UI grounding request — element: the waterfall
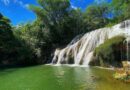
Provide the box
[52,20,130,66]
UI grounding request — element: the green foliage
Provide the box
[110,0,130,23]
[0,13,11,30]
[83,2,109,30]
[14,20,52,64]
[0,13,36,66]
[90,36,126,67]
[30,0,70,43]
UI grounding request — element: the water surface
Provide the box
[0,65,130,90]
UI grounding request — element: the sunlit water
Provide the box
[0,65,130,90]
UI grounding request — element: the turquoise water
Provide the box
[0,65,130,90]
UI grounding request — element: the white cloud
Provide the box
[1,0,29,9]
[14,0,29,9]
[25,4,29,8]
[71,5,78,9]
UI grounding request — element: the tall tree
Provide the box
[0,13,11,30]
[84,3,109,30]
[110,0,130,22]
[30,0,71,45]
[0,13,36,66]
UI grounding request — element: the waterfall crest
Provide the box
[52,20,130,66]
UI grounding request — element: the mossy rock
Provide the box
[89,35,126,67]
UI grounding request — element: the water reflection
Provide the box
[51,66,97,90]
[50,65,130,90]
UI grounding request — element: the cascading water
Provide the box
[52,20,130,66]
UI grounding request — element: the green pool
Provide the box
[0,65,130,90]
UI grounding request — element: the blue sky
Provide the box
[0,0,104,25]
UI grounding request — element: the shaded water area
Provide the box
[0,65,130,90]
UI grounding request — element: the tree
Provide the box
[83,3,109,30]
[0,13,11,30]
[0,13,37,66]
[110,0,130,22]
[0,13,17,65]
[30,0,71,45]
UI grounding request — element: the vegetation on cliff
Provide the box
[90,36,126,67]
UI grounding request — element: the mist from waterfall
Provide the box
[52,20,130,66]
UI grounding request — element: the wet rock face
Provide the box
[52,20,130,66]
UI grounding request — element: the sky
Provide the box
[0,0,103,26]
